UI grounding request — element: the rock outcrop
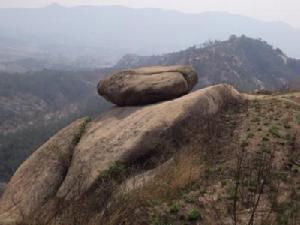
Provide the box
[0,83,243,225]
[0,118,89,225]
[97,65,198,106]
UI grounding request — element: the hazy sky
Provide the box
[1,0,300,28]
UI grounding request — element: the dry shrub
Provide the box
[140,148,202,201]
[99,146,204,225]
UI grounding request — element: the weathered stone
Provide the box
[0,84,243,225]
[0,118,90,225]
[97,65,198,106]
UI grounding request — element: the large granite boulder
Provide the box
[0,84,243,225]
[0,118,90,225]
[97,65,198,106]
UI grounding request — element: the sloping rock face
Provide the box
[97,65,198,106]
[0,84,243,225]
[0,118,89,225]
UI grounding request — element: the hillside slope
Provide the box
[102,91,300,225]
[0,84,243,225]
[1,82,300,225]
[116,36,300,91]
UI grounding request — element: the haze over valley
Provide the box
[1,4,300,72]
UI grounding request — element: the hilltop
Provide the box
[116,36,300,91]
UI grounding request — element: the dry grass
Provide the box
[98,104,243,225]
[100,95,300,225]
[98,146,204,225]
[9,93,300,225]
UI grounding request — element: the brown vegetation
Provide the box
[1,87,300,225]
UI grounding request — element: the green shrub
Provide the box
[269,126,281,138]
[152,217,170,225]
[226,182,236,200]
[169,202,179,214]
[285,133,294,145]
[262,136,269,142]
[291,165,300,173]
[187,208,201,221]
[296,114,300,124]
[241,140,249,148]
[101,161,127,180]
[247,132,255,139]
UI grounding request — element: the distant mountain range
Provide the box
[1,4,300,72]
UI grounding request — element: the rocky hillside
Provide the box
[116,36,300,91]
[0,70,111,182]
[1,65,299,225]
[1,36,300,183]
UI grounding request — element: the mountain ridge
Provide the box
[1,6,300,72]
[116,36,300,91]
